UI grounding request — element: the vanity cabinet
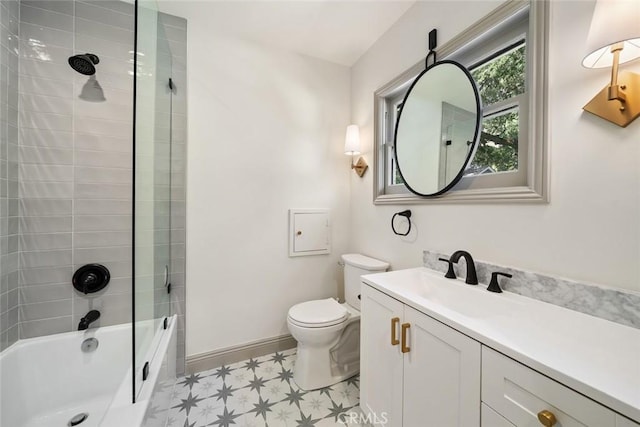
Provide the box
[360,284,481,426]
[361,278,640,427]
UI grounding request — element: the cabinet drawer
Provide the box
[617,415,640,427]
[482,403,515,427]
[482,346,616,427]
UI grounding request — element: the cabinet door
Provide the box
[360,284,404,427]
[482,403,515,427]
[403,306,481,427]
[482,346,616,427]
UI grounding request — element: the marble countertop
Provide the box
[361,267,640,422]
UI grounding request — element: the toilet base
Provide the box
[287,303,362,391]
[293,343,359,391]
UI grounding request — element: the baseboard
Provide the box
[186,334,297,374]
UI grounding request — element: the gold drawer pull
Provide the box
[391,317,400,346]
[401,323,410,353]
[537,410,557,427]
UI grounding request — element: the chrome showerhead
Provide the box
[68,53,100,75]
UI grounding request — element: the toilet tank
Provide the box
[342,254,389,311]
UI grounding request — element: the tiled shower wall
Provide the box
[3,0,187,370]
[18,0,136,338]
[0,0,20,351]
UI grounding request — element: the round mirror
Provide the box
[394,60,482,197]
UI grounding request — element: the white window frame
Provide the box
[373,0,549,204]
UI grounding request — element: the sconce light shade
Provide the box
[582,0,640,68]
[344,124,361,155]
[582,0,640,127]
[344,124,367,177]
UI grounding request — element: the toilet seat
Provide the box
[288,298,348,328]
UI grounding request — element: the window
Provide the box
[385,94,406,193]
[374,1,548,203]
[468,42,525,176]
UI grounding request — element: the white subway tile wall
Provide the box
[1,0,21,351]
[18,0,135,340]
[3,0,188,373]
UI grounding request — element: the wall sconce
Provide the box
[582,0,640,127]
[345,124,368,177]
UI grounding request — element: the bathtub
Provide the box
[0,315,176,427]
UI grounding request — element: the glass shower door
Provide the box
[133,0,173,400]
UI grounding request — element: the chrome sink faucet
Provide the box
[449,250,478,285]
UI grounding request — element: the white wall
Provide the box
[350,0,640,292]
[162,5,352,357]
[165,0,640,359]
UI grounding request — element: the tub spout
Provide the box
[78,310,101,331]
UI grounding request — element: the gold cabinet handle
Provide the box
[537,410,557,427]
[401,323,410,353]
[391,317,400,346]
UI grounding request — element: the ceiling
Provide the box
[157,1,416,66]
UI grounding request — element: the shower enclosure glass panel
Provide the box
[134,0,173,399]
[0,0,184,421]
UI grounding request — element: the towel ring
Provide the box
[392,210,412,236]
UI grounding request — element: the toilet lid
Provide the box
[288,298,348,327]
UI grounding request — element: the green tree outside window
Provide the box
[469,44,525,174]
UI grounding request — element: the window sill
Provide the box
[374,185,549,205]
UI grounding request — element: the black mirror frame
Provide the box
[393,59,483,197]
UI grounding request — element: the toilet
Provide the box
[287,253,389,390]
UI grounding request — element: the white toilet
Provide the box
[287,253,389,390]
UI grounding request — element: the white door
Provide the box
[289,210,329,255]
[360,284,404,427]
[402,305,481,427]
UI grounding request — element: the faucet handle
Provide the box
[487,271,512,293]
[438,258,457,279]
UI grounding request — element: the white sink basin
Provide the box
[366,267,521,320]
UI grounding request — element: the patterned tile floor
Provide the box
[166,348,362,427]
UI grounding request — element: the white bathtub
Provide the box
[0,316,176,427]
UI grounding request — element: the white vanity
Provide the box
[360,268,640,426]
